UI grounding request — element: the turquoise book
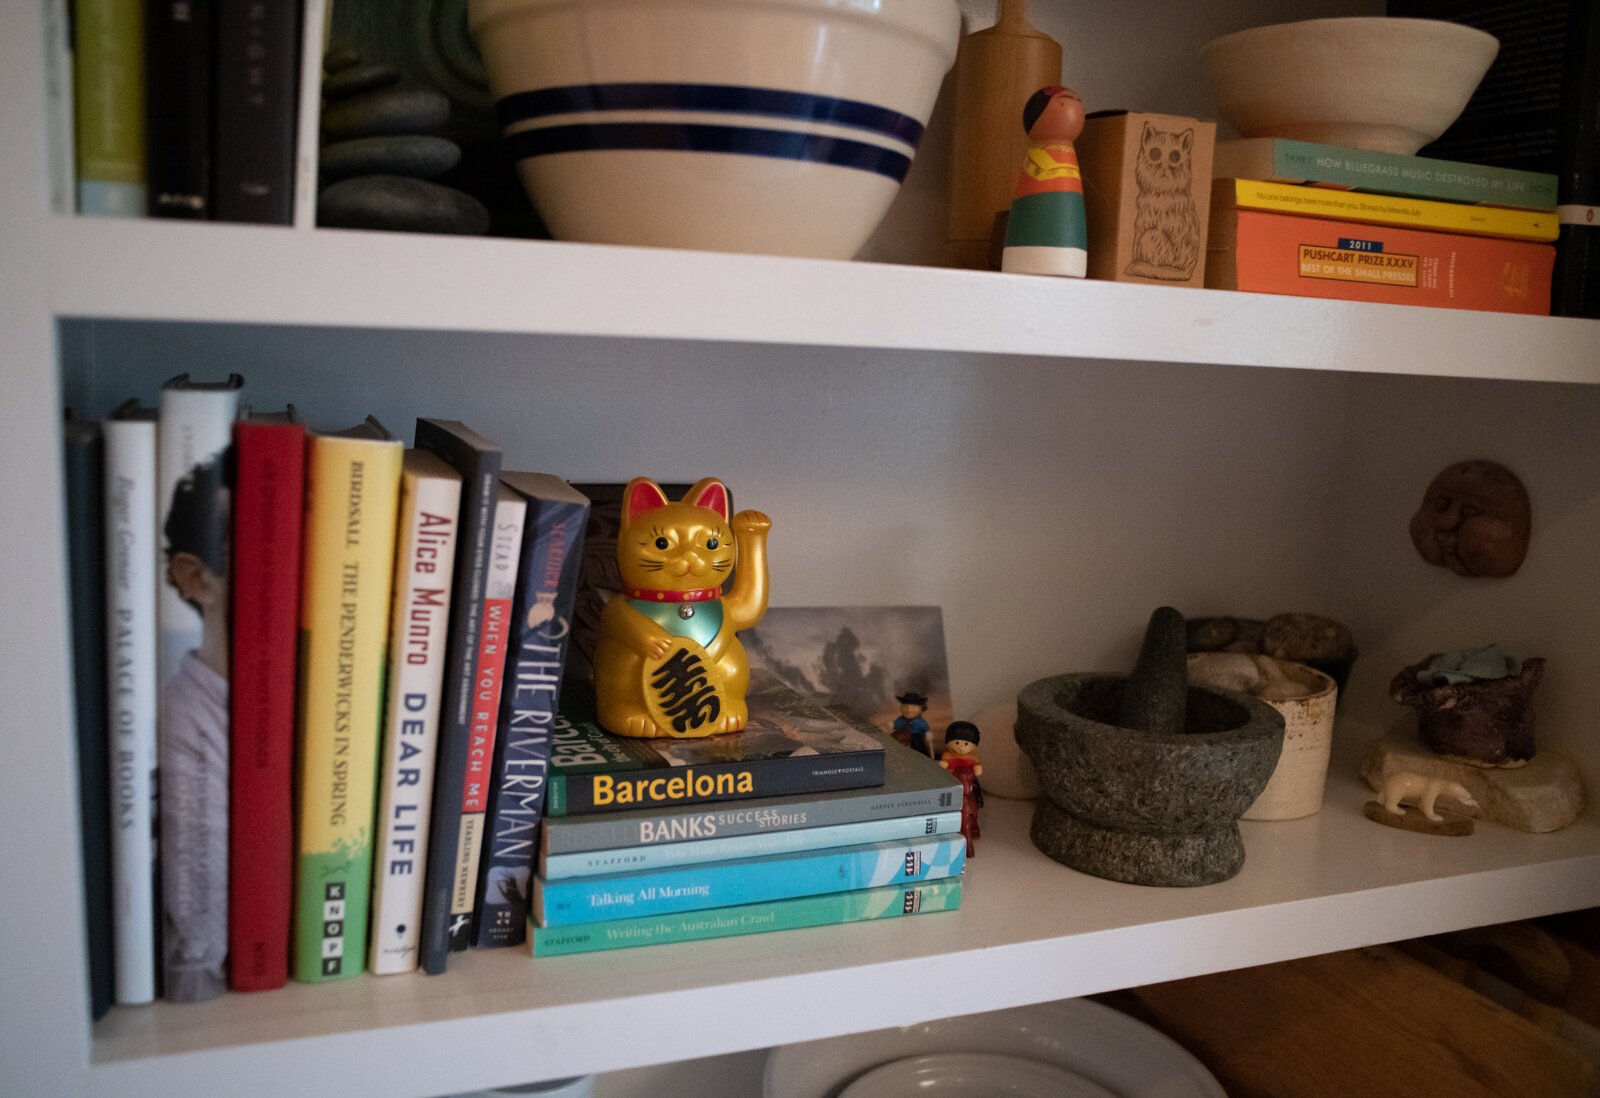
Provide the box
[532,833,965,927]
[541,809,961,879]
[532,878,963,956]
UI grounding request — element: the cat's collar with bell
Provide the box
[624,585,721,603]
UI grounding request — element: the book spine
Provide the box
[369,460,461,975]
[547,748,888,817]
[1252,138,1560,209]
[446,492,524,953]
[1219,178,1560,242]
[156,379,240,1003]
[532,878,963,957]
[543,810,962,880]
[413,420,501,976]
[65,418,113,1020]
[292,434,403,982]
[1208,209,1555,315]
[473,490,588,948]
[227,421,305,992]
[44,0,77,214]
[534,834,966,927]
[145,0,212,218]
[291,0,328,228]
[102,416,160,1004]
[72,0,146,215]
[542,773,961,856]
[212,0,300,223]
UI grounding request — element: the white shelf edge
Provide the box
[48,217,1600,385]
[84,765,1600,1098]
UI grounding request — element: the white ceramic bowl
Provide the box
[469,0,960,258]
[1199,17,1498,155]
[765,997,1226,1098]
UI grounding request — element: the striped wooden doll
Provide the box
[1001,86,1088,277]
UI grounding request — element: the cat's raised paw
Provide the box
[733,510,771,536]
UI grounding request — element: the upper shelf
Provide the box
[48,218,1600,384]
[85,756,1600,1098]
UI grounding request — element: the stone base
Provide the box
[1030,798,1245,887]
[1359,734,1586,833]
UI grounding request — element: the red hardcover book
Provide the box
[228,414,306,991]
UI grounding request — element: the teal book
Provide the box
[541,810,961,879]
[1213,137,1559,211]
[532,878,963,956]
[533,833,965,927]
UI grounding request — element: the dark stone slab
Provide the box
[317,176,490,235]
[1117,605,1188,736]
[324,48,361,74]
[321,83,450,142]
[320,136,461,183]
[323,64,401,101]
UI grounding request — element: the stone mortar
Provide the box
[1016,673,1284,887]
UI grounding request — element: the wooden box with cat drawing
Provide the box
[593,477,772,739]
[1075,110,1217,288]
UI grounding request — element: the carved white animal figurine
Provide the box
[1381,771,1479,822]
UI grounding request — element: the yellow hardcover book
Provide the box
[293,418,404,982]
[1215,178,1560,243]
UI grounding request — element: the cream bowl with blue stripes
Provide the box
[469,0,960,259]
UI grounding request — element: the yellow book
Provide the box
[1214,178,1560,243]
[293,418,404,982]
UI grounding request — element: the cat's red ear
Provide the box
[623,477,670,524]
[684,478,730,520]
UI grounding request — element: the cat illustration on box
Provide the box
[1126,124,1201,281]
[594,477,771,739]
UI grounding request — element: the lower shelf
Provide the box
[86,746,1600,1098]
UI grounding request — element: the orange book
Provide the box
[1207,209,1553,315]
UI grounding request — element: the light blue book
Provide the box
[540,810,961,880]
[532,879,964,956]
[532,833,966,927]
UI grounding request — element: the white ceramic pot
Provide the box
[1199,17,1498,156]
[469,0,961,258]
[1187,653,1338,821]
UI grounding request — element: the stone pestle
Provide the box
[1116,606,1188,736]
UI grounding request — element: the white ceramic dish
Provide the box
[764,998,1225,1098]
[1199,16,1498,155]
[469,0,960,259]
[839,1053,1118,1098]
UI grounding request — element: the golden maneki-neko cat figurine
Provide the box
[594,477,771,738]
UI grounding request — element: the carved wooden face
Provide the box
[1409,461,1531,578]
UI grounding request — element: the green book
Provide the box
[531,878,962,956]
[1213,137,1558,211]
[72,0,146,215]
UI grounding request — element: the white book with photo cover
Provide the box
[155,374,242,1003]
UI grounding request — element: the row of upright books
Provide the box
[64,380,967,1020]
[67,0,306,221]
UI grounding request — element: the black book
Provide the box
[414,420,502,974]
[213,0,300,223]
[471,474,588,949]
[64,414,114,1020]
[1553,5,1600,317]
[146,0,213,218]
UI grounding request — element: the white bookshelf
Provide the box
[5,0,1600,1095]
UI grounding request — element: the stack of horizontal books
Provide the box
[529,673,966,956]
[1206,137,1559,315]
